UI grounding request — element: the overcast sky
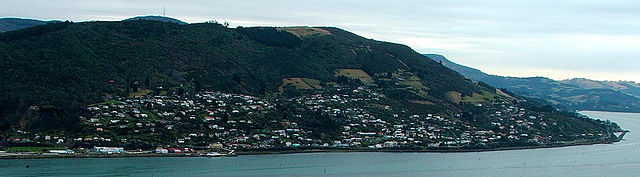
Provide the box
[2,0,639,82]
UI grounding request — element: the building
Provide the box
[49,149,75,154]
[94,146,124,154]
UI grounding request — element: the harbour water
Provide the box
[1,111,639,177]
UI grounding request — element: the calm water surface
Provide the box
[1,111,639,177]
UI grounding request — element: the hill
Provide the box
[0,16,186,34]
[426,54,640,112]
[123,16,187,25]
[0,18,59,33]
[0,20,620,150]
[0,21,487,130]
[561,78,640,98]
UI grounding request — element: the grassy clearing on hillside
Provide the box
[394,69,430,97]
[277,27,332,38]
[282,78,312,89]
[462,91,496,103]
[335,69,373,83]
[447,91,463,104]
[447,90,496,104]
[496,89,516,100]
[279,78,323,90]
[300,78,323,89]
[399,75,427,90]
[130,89,152,97]
[399,76,423,88]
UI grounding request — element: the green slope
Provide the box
[0,20,490,131]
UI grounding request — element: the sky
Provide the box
[2,0,639,82]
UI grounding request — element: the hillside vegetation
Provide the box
[0,19,624,151]
[0,20,487,133]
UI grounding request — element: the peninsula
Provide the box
[0,17,624,158]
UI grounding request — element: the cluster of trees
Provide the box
[236,27,302,48]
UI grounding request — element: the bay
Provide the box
[1,111,639,177]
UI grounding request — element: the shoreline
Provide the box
[235,140,614,155]
[579,110,640,114]
[0,140,616,159]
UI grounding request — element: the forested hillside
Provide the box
[0,20,488,132]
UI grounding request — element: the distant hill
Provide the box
[1,16,187,33]
[561,78,640,98]
[123,16,187,25]
[0,18,60,32]
[425,54,640,112]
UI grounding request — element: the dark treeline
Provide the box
[236,27,302,48]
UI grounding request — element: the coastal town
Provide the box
[1,78,622,158]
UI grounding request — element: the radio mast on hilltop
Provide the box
[163,5,166,17]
